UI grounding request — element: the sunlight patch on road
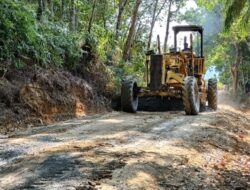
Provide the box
[98,119,124,124]
[100,183,119,190]
[4,137,30,144]
[127,171,157,189]
[0,168,30,189]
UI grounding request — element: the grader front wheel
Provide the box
[207,79,218,110]
[182,76,200,115]
[121,79,138,113]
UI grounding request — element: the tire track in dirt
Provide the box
[0,107,249,190]
[0,112,177,189]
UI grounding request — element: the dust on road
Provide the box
[0,94,249,190]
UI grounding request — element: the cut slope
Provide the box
[0,67,109,134]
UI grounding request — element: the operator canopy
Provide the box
[173,25,203,34]
[172,25,204,57]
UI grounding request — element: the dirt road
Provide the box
[0,94,249,190]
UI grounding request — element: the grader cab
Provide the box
[121,25,218,115]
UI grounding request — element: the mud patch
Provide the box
[91,160,126,181]
[76,158,127,190]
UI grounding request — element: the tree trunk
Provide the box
[231,66,238,95]
[75,7,78,31]
[241,60,245,92]
[88,0,97,33]
[115,0,129,40]
[37,0,43,20]
[42,0,46,11]
[231,42,241,95]
[70,0,76,31]
[61,0,65,20]
[47,0,54,17]
[123,0,142,61]
[147,0,159,50]
[134,19,142,39]
[164,0,172,52]
[102,1,107,30]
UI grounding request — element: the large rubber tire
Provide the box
[207,79,218,110]
[121,79,138,113]
[182,76,200,115]
[200,102,206,112]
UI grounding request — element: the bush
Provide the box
[37,22,82,66]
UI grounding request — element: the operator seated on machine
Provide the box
[182,36,191,52]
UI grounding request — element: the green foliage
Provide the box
[196,0,220,10]
[0,0,37,63]
[0,0,81,66]
[36,22,81,65]
[217,81,225,90]
[1,0,247,96]
[224,0,250,30]
[193,0,250,95]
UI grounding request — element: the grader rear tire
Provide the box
[207,79,218,110]
[183,76,200,115]
[121,79,138,113]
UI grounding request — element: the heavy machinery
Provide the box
[121,25,217,115]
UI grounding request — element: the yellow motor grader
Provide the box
[121,25,217,115]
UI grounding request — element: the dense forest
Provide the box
[0,0,249,95]
[0,1,250,189]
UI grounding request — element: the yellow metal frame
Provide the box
[142,51,206,99]
[166,70,184,84]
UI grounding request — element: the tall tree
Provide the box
[231,42,241,95]
[224,0,249,30]
[70,0,76,31]
[147,0,167,50]
[42,0,46,11]
[123,0,142,61]
[163,0,184,52]
[116,0,129,39]
[88,0,97,33]
[47,0,54,17]
[61,0,65,20]
[147,0,159,50]
[163,0,173,52]
[37,0,43,20]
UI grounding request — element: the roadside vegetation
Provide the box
[196,0,250,98]
[0,0,249,94]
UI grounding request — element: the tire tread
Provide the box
[207,79,217,110]
[121,79,138,113]
[182,76,200,115]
